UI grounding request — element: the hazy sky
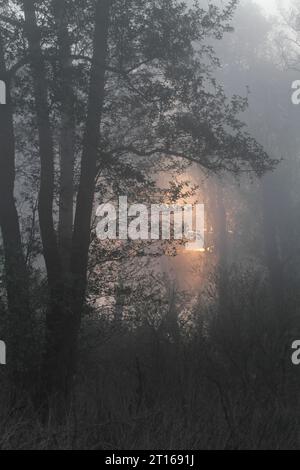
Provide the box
[253,0,291,15]
[255,0,278,12]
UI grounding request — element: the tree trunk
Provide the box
[69,0,111,380]
[262,173,285,314]
[210,179,229,311]
[23,0,62,286]
[215,183,228,270]
[23,0,110,408]
[52,0,76,274]
[23,0,65,402]
[0,33,32,387]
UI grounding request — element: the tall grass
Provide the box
[0,267,299,449]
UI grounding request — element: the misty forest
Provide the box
[0,0,300,450]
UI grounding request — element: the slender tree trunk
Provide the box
[262,173,285,313]
[23,0,61,286]
[68,0,111,379]
[52,0,76,274]
[215,183,228,270]
[216,184,229,314]
[0,33,32,386]
[23,0,110,407]
[23,0,65,401]
[209,179,229,311]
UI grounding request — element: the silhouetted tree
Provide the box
[0,0,276,410]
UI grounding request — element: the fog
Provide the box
[1,0,300,450]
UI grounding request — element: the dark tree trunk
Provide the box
[69,0,111,379]
[262,173,285,314]
[23,0,62,286]
[0,33,32,386]
[22,0,111,411]
[23,0,111,407]
[215,184,228,271]
[210,179,229,311]
[23,0,66,402]
[52,0,76,274]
